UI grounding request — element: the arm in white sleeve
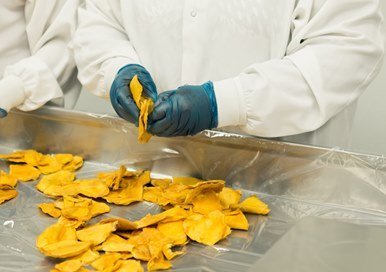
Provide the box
[214,0,385,137]
[74,0,141,98]
[0,0,79,112]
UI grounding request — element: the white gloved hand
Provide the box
[0,75,26,118]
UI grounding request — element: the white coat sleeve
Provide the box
[213,0,385,137]
[0,0,79,113]
[74,0,141,98]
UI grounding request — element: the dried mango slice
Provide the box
[130,75,153,143]
[9,164,40,181]
[151,178,171,189]
[128,228,169,261]
[100,217,138,231]
[219,187,242,209]
[135,206,188,229]
[183,210,231,245]
[161,184,190,205]
[114,260,144,272]
[54,259,82,272]
[0,150,42,165]
[191,190,222,214]
[184,180,225,204]
[100,234,133,252]
[147,255,172,271]
[75,179,109,198]
[234,196,270,215]
[42,240,91,258]
[103,171,150,205]
[36,170,76,196]
[39,203,62,218]
[0,170,17,187]
[143,187,170,206]
[38,155,63,174]
[54,154,74,166]
[76,221,118,245]
[62,156,84,172]
[162,244,185,260]
[0,189,17,204]
[91,253,122,271]
[36,223,77,249]
[223,209,249,230]
[70,249,100,265]
[58,216,85,229]
[97,166,142,190]
[172,176,202,186]
[89,201,110,218]
[157,220,187,245]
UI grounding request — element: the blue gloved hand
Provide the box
[148,82,218,137]
[110,64,157,125]
[0,108,7,118]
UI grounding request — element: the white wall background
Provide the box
[74,3,386,155]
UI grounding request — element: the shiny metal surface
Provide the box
[0,107,386,271]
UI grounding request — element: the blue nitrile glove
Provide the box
[0,108,7,118]
[148,81,218,137]
[110,64,157,125]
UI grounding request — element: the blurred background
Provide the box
[75,2,386,156]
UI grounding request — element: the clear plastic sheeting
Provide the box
[0,107,385,272]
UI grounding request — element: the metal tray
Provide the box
[0,107,386,272]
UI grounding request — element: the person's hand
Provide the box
[148,82,218,137]
[0,108,7,118]
[110,64,157,125]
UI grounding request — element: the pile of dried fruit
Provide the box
[0,150,270,271]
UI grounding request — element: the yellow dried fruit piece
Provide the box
[130,75,153,143]
[75,179,110,198]
[70,249,100,265]
[162,244,185,260]
[114,260,144,272]
[54,154,74,166]
[9,164,40,182]
[161,184,190,205]
[61,196,93,222]
[91,253,122,271]
[0,170,17,187]
[100,217,138,231]
[100,234,133,252]
[36,223,77,249]
[0,189,17,204]
[157,220,187,245]
[76,221,118,245]
[39,203,62,218]
[62,156,84,172]
[135,206,188,229]
[36,170,76,196]
[54,259,82,272]
[219,187,242,209]
[148,256,172,271]
[151,178,171,189]
[97,165,141,190]
[223,209,249,230]
[184,180,225,204]
[89,201,111,218]
[235,196,270,215]
[38,155,63,174]
[103,171,150,205]
[143,187,170,206]
[191,190,222,214]
[42,240,91,258]
[0,150,42,165]
[172,176,202,186]
[58,216,85,229]
[183,210,231,245]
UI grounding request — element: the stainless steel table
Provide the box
[0,107,385,272]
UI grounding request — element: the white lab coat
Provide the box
[0,0,81,113]
[74,0,385,148]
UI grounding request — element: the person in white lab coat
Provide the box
[74,0,385,148]
[0,0,81,118]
